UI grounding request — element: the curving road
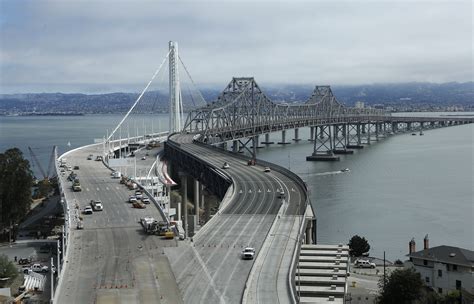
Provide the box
[165,134,306,303]
[56,144,182,304]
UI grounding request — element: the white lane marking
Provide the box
[190,245,226,304]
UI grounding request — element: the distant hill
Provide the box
[1,82,472,114]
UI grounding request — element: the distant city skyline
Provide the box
[1,0,472,94]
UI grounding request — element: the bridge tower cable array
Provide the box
[105,49,171,142]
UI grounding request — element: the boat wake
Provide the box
[298,169,350,177]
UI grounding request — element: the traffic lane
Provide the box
[255,216,299,303]
[166,215,275,304]
[58,146,173,303]
[58,226,179,304]
[63,151,162,229]
[179,143,282,215]
[196,214,277,303]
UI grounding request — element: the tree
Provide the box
[378,268,423,304]
[348,235,370,257]
[0,254,18,286]
[0,148,34,232]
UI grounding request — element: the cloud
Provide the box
[0,0,472,93]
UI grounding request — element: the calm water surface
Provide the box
[1,113,472,260]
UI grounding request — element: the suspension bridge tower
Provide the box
[169,41,182,133]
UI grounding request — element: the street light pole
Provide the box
[50,257,54,302]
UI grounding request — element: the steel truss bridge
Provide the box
[183,77,473,161]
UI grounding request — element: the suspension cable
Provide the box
[107,50,171,142]
[178,55,207,105]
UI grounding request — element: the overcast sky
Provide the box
[0,0,472,93]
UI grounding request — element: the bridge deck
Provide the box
[56,144,182,304]
[165,134,306,303]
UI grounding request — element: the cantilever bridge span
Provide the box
[183,77,473,161]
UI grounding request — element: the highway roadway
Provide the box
[56,144,182,304]
[165,134,306,303]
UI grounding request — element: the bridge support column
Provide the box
[407,122,412,131]
[232,140,239,153]
[333,124,353,154]
[347,123,364,149]
[305,220,313,244]
[366,122,372,145]
[261,133,274,144]
[392,122,398,133]
[306,125,340,161]
[293,128,301,141]
[309,126,315,141]
[194,179,200,230]
[179,173,188,239]
[278,130,290,145]
[251,135,262,149]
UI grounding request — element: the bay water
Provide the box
[1,113,472,260]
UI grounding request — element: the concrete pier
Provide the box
[278,130,291,144]
[293,128,301,141]
[306,153,340,161]
[308,126,315,141]
[333,149,354,155]
[261,133,274,144]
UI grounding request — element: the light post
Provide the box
[50,257,54,302]
[56,240,61,278]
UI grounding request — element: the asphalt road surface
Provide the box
[166,134,306,304]
[56,144,182,304]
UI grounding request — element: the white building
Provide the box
[406,236,474,296]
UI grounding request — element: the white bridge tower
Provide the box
[169,41,182,133]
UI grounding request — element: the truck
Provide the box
[140,217,173,236]
[31,263,49,273]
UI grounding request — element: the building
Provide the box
[406,235,474,296]
[295,244,350,303]
[354,101,365,109]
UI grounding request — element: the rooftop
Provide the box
[408,245,474,267]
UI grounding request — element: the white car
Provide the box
[241,247,256,260]
[354,259,376,269]
[277,191,285,199]
[141,156,147,160]
[129,196,138,203]
[90,200,103,211]
[264,167,271,173]
[222,162,230,169]
[142,197,150,204]
[31,263,49,273]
